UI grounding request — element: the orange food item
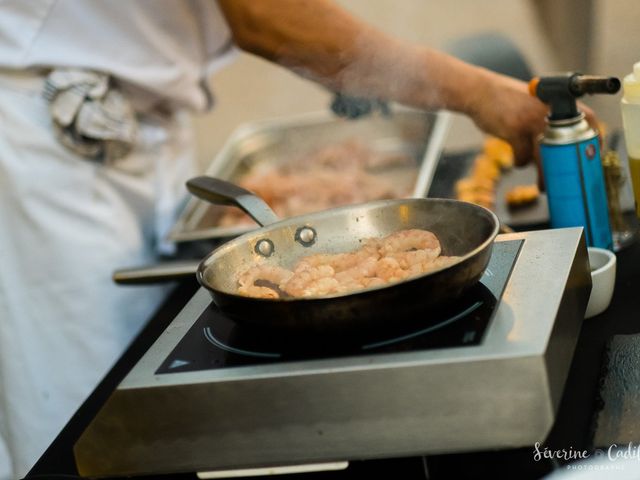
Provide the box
[505,184,540,208]
[483,137,514,169]
[455,177,495,209]
[455,177,492,195]
[472,154,501,183]
[456,136,523,210]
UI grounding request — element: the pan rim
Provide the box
[196,198,500,302]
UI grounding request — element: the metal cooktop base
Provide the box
[74,228,591,478]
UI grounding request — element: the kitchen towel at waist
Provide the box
[0,66,196,254]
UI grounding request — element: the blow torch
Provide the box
[529,73,620,249]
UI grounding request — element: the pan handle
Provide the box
[186,176,280,227]
[112,260,200,284]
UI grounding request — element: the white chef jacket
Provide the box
[0,2,235,478]
[0,0,236,111]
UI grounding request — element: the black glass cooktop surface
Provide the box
[157,239,523,374]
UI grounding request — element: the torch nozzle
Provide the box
[570,75,621,96]
[529,72,621,121]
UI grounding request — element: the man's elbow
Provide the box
[218,0,281,60]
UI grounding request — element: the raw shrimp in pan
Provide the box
[285,242,383,296]
[237,265,293,299]
[235,229,460,299]
[282,264,339,298]
[296,242,381,272]
[422,255,460,272]
[374,256,411,283]
[333,256,379,294]
[379,229,441,256]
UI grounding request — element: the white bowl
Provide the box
[584,247,616,319]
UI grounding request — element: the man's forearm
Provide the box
[217,0,559,167]
[217,0,490,116]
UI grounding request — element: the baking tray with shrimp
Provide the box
[168,108,451,242]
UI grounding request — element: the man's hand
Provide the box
[466,71,547,167]
[465,69,600,169]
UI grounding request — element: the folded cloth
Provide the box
[43,68,137,162]
[592,333,640,448]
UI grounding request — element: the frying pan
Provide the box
[185,176,499,334]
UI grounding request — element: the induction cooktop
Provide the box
[74,228,591,479]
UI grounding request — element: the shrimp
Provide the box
[379,229,441,256]
[387,248,440,269]
[282,264,336,297]
[421,255,461,273]
[360,237,384,256]
[237,264,293,299]
[237,285,281,299]
[375,257,410,283]
[295,253,353,272]
[236,229,450,299]
[295,246,380,274]
[334,255,378,287]
[298,276,340,297]
[362,277,386,288]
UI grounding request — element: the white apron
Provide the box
[0,1,235,477]
[0,71,197,479]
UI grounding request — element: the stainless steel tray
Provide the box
[168,108,450,242]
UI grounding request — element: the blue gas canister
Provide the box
[530,74,620,249]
